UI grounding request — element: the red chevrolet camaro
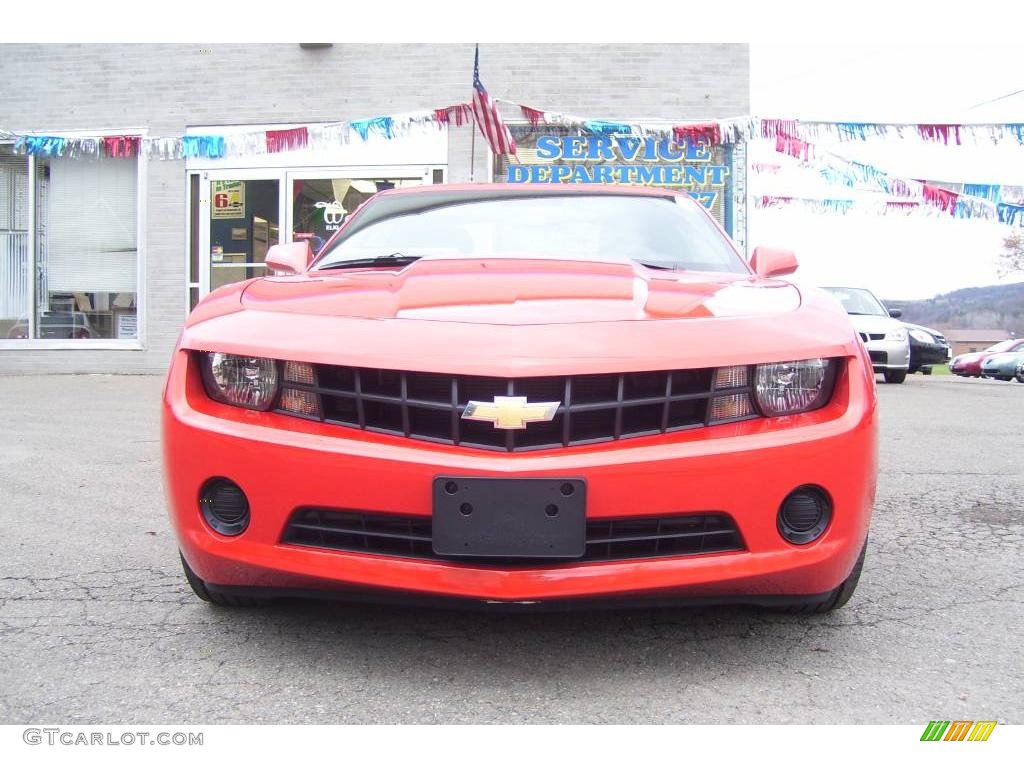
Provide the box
[163,185,877,612]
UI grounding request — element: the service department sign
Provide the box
[503,134,731,211]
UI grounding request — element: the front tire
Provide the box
[884,369,907,384]
[179,552,271,607]
[777,539,867,614]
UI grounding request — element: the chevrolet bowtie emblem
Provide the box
[462,396,561,430]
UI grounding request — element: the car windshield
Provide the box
[986,339,1019,352]
[822,287,888,316]
[314,194,748,273]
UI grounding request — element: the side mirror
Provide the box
[750,246,798,278]
[888,308,903,318]
[265,241,313,276]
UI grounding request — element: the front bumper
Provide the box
[163,351,877,604]
[864,338,910,373]
[951,358,983,376]
[910,342,951,369]
[981,364,1017,378]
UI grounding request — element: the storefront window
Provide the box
[1,145,30,340]
[291,177,423,252]
[3,148,139,342]
[209,178,279,291]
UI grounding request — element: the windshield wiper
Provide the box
[318,253,423,271]
[634,260,684,271]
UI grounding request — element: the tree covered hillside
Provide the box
[884,282,1024,333]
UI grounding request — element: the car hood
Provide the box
[982,352,1022,365]
[904,322,944,336]
[239,258,801,324]
[845,314,904,334]
[183,259,862,376]
[955,351,993,363]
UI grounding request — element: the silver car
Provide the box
[821,287,911,384]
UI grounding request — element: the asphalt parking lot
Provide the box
[0,373,1021,724]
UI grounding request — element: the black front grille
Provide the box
[869,350,887,364]
[275,364,751,452]
[283,508,744,564]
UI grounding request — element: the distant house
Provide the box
[942,329,1015,357]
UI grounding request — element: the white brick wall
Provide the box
[0,43,749,374]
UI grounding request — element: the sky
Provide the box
[747,44,1024,299]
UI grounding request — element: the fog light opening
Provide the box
[199,478,250,536]
[777,485,832,544]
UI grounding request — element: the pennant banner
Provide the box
[672,122,722,146]
[754,196,949,218]
[103,135,140,158]
[15,136,67,156]
[434,104,473,127]
[181,135,226,159]
[754,126,1024,224]
[5,106,1024,167]
[265,127,308,153]
[520,105,545,128]
[759,118,1024,146]
[351,116,394,141]
[997,203,1024,226]
[756,193,1024,227]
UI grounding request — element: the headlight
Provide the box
[908,329,933,344]
[200,352,279,410]
[754,358,837,416]
[885,327,908,342]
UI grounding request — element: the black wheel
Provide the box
[179,552,271,607]
[1016,374,1024,384]
[775,539,867,614]
[921,367,932,376]
[883,369,907,384]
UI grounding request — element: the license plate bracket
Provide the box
[432,477,586,559]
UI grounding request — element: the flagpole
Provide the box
[470,43,477,182]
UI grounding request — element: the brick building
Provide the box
[943,329,1014,357]
[0,43,750,374]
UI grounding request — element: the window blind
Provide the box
[1,146,29,319]
[45,156,137,294]
[0,147,29,231]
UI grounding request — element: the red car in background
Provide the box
[950,339,1024,377]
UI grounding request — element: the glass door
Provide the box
[193,166,443,302]
[286,167,439,253]
[198,170,286,296]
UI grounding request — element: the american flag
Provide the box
[470,45,517,157]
